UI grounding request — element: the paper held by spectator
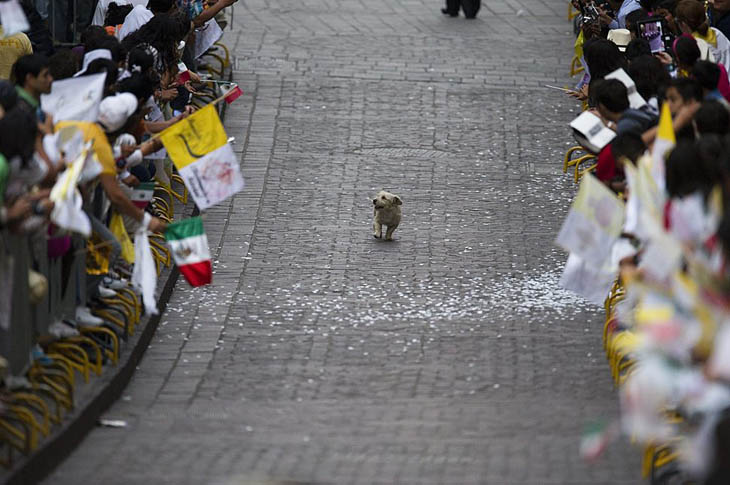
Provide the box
[623,156,665,240]
[638,229,683,282]
[50,144,92,237]
[0,0,30,37]
[560,253,616,306]
[605,68,647,110]
[41,73,107,123]
[132,218,158,316]
[178,142,244,211]
[556,173,625,264]
[570,111,616,153]
[709,322,730,380]
[194,19,223,59]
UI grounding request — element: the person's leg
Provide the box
[73,0,95,42]
[86,215,122,297]
[461,0,481,19]
[442,0,460,16]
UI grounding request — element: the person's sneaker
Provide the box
[75,306,104,327]
[102,276,128,290]
[98,284,117,298]
[5,375,32,390]
[48,321,80,339]
[31,344,54,365]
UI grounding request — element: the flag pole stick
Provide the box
[145,90,231,143]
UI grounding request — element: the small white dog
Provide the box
[372,190,402,241]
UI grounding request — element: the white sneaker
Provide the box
[5,375,32,390]
[48,321,80,338]
[103,276,128,290]
[98,284,117,298]
[75,306,104,327]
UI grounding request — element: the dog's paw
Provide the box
[374,233,382,239]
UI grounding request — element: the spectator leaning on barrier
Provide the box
[11,53,52,113]
[594,78,658,135]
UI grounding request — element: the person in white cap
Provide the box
[54,92,167,233]
[607,28,632,53]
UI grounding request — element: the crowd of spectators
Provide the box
[567,0,730,482]
[0,0,235,462]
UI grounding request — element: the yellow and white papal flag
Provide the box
[650,102,675,193]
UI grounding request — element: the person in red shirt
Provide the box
[595,131,647,193]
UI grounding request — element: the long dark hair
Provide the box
[583,38,627,80]
[0,106,38,166]
[121,11,191,72]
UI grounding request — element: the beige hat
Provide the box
[608,29,631,52]
[98,93,139,133]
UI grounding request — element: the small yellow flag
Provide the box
[109,211,135,264]
[159,104,227,169]
[656,102,675,144]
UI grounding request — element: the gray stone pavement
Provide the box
[44,0,642,483]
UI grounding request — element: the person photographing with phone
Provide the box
[595,0,643,30]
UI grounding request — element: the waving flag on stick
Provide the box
[165,217,212,287]
[223,84,243,104]
[159,104,244,210]
[165,217,213,286]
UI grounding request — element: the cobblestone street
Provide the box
[46,0,641,483]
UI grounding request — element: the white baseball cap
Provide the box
[607,29,631,53]
[97,93,139,133]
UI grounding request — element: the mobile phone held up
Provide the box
[637,18,674,53]
[580,0,614,24]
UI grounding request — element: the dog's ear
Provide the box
[393,196,402,206]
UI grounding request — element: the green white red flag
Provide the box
[129,182,155,209]
[224,84,243,104]
[165,217,212,287]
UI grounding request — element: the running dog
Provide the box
[372,190,402,241]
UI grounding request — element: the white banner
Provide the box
[41,72,106,122]
[194,19,223,59]
[179,143,244,211]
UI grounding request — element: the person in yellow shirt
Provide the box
[55,93,167,232]
[0,26,33,80]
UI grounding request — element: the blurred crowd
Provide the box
[0,0,235,457]
[566,0,730,482]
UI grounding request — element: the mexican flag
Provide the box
[165,217,212,287]
[129,182,155,209]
